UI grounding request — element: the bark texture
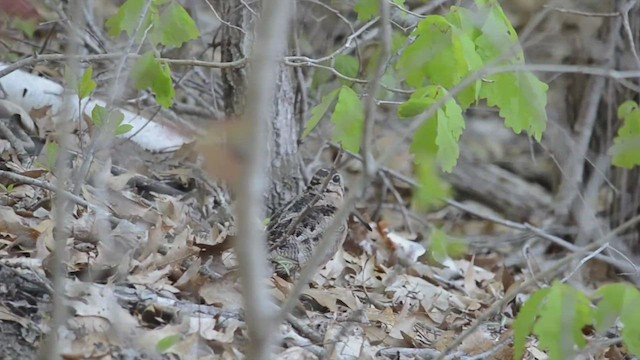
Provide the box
[217,0,304,214]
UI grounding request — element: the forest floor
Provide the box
[0,1,637,359]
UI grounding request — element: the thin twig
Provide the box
[543,5,620,17]
[204,0,247,34]
[620,0,640,68]
[291,0,309,131]
[285,16,378,65]
[0,53,247,79]
[0,170,86,207]
[379,171,413,233]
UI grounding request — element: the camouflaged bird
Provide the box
[267,168,347,278]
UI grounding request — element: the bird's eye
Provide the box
[332,174,341,183]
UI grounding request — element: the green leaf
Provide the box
[302,88,340,138]
[609,100,640,169]
[110,110,126,128]
[91,105,126,135]
[46,142,59,171]
[354,0,378,21]
[446,7,483,43]
[11,18,37,39]
[392,31,408,53]
[397,15,482,108]
[149,2,200,48]
[435,94,465,172]
[156,334,181,352]
[331,86,364,153]
[480,72,548,141]
[429,228,448,263]
[404,86,465,172]
[116,124,134,135]
[460,1,548,140]
[311,67,333,91]
[617,100,638,118]
[410,110,438,157]
[594,284,640,355]
[411,153,450,208]
[621,293,640,356]
[429,228,466,263]
[533,282,593,360]
[105,0,148,38]
[357,0,404,21]
[78,66,97,99]
[131,51,176,107]
[398,98,432,118]
[473,0,522,63]
[334,55,360,82]
[513,287,551,359]
[91,105,107,127]
[594,284,631,333]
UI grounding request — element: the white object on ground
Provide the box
[0,63,192,152]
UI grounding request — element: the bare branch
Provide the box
[232,1,293,358]
[543,4,620,17]
[361,0,392,180]
[41,1,84,358]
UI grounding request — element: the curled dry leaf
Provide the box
[302,287,362,312]
[0,99,37,135]
[187,316,241,343]
[198,274,244,312]
[0,205,40,249]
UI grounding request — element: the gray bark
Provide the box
[218,0,303,214]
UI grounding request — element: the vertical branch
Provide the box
[41,1,83,359]
[233,0,292,358]
[360,0,391,183]
[554,4,621,217]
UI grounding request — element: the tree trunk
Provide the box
[218,0,303,214]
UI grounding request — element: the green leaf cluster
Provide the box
[91,105,134,136]
[395,1,547,207]
[514,282,640,359]
[106,0,199,48]
[105,0,200,108]
[304,0,549,209]
[302,85,364,153]
[0,183,15,194]
[609,100,640,169]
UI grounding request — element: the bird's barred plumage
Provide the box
[267,168,347,278]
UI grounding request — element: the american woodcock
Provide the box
[267,168,347,278]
